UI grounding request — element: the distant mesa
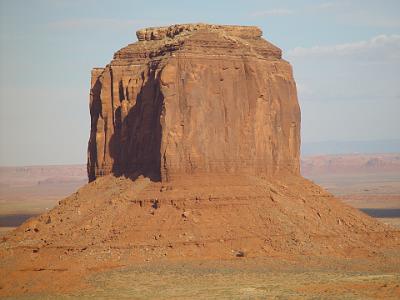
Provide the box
[301,153,400,176]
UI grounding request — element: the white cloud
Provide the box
[287,34,400,61]
[251,9,294,17]
[318,2,335,9]
[49,18,149,30]
[304,2,400,28]
[287,34,400,106]
[313,1,349,11]
[338,11,400,28]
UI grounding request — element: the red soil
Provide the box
[1,174,399,296]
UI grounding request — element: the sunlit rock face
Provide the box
[88,24,301,182]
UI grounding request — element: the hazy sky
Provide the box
[0,0,399,166]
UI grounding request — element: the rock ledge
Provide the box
[136,23,263,41]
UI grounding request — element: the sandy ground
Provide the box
[1,256,400,299]
[73,259,400,299]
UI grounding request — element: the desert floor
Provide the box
[1,256,399,299]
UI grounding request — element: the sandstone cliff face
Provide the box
[88,24,301,182]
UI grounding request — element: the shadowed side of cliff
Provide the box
[109,68,164,182]
[88,65,164,182]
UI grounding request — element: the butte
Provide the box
[1,24,399,295]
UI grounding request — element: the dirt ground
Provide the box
[2,256,400,299]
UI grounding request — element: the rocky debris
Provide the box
[1,172,399,296]
[151,199,159,209]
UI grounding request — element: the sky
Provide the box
[0,0,399,166]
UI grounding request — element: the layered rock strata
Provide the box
[1,24,399,297]
[88,24,300,182]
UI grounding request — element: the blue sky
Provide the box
[0,0,399,165]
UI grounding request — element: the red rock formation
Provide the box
[88,24,300,182]
[2,24,399,297]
